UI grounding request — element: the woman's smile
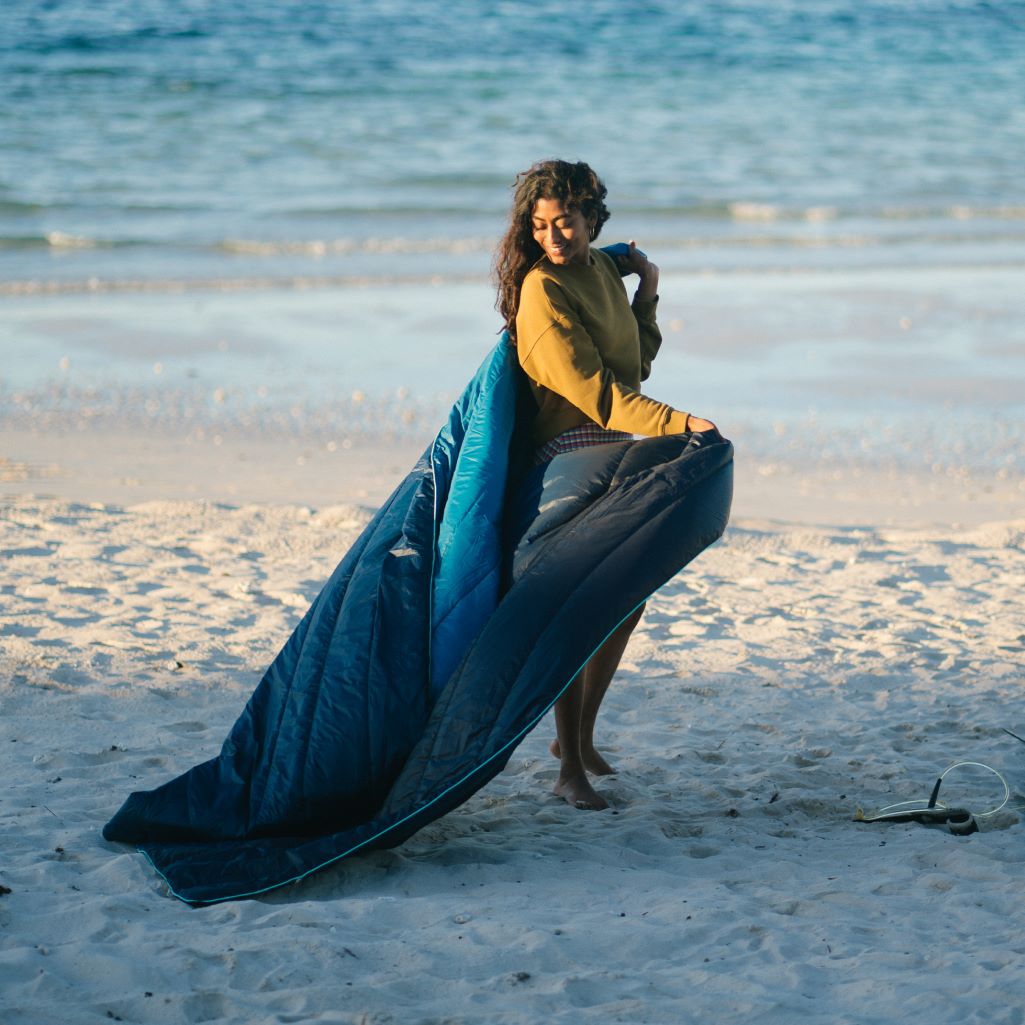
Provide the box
[531,197,592,266]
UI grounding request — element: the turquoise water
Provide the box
[3,0,1024,289]
[2,1,1023,480]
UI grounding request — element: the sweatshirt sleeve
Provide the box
[632,295,662,382]
[516,273,689,437]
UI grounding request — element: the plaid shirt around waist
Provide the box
[535,424,635,464]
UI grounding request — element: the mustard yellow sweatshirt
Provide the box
[515,248,689,447]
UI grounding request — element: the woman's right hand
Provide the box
[685,415,717,433]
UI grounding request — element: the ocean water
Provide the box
[3,0,1024,290]
[2,0,1023,482]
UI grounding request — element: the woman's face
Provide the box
[530,198,593,266]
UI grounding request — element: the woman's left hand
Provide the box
[619,240,651,275]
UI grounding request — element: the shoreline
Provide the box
[3,265,1022,505]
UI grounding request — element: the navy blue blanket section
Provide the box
[103,336,733,905]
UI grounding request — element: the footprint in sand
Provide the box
[660,820,704,839]
[2,545,58,557]
[163,720,209,736]
[687,844,720,860]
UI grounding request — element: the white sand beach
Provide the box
[5,0,1025,1017]
[2,423,1024,1023]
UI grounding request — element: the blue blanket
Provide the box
[103,337,733,904]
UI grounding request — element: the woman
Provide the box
[494,159,718,811]
[104,161,731,906]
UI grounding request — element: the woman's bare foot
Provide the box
[553,771,609,810]
[550,738,616,776]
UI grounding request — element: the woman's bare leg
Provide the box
[551,604,645,809]
[552,672,607,810]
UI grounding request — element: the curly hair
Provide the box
[493,159,610,342]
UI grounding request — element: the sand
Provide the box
[2,254,1024,1021]
[2,433,1024,1023]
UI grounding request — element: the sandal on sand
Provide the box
[855,759,1010,837]
[856,804,978,835]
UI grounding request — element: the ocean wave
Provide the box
[727,202,837,223]
[6,250,1025,298]
[0,272,487,297]
[44,231,97,250]
[12,24,209,57]
[1,224,1022,261]
[218,236,493,256]
[724,202,1025,224]
[0,233,135,251]
[4,201,1025,253]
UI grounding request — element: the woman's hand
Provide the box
[624,240,659,302]
[685,415,719,435]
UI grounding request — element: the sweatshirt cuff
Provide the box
[662,409,690,435]
[631,295,659,321]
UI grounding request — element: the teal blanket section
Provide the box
[102,337,527,867]
[429,335,520,697]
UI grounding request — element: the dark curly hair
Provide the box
[493,159,610,342]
